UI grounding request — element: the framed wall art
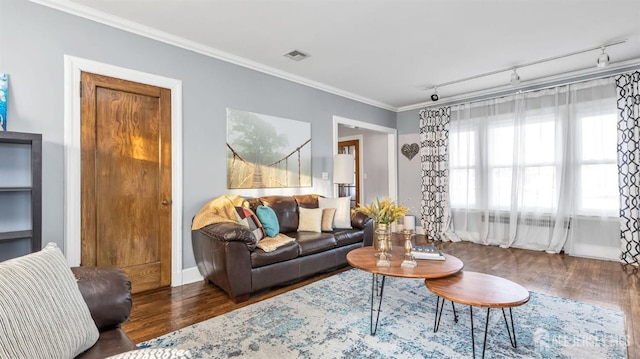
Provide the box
[226,108,311,189]
[0,74,7,131]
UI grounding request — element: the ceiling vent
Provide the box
[284,49,310,61]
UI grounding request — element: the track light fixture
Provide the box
[596,47,610,68]
[423,39,625,101]
[430,87,439,101]
[510,68,521,86]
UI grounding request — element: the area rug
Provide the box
[139,269,627,358]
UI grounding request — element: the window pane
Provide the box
[580,164,619,214]
[489,167,512,209]
[450,169,475,207]
[488,126,513,166]
[449,131,474,167]
[521,166,556,211]
[523,121,555,164]
[581,114,617,161]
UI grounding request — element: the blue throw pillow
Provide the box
[256,205,280,237]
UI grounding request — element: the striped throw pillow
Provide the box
[234,206,266,242]
[0,243,99,358]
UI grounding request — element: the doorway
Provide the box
[80,71,172,293]
[338,139,360,207]
[333,116,397,204]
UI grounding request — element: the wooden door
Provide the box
[338,139,360,207]
[80,72,172,294]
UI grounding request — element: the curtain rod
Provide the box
[421,61,640,110]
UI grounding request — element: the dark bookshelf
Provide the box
[0,131,42,257]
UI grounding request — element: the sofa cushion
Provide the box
[319,197,352,229]
[334,228,365,247]
[298,207,323,232]
[0,243,100,359]
[259,196,299,233]
[251,241,300,268]
[288,232,337,256]
[256,205,280,237]
[234,207,265,242]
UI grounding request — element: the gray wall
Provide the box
[359,132,390,204]
[0,0,396,267]
[397,109,423,230]
[398,133,422,222]
[396,108,421,135]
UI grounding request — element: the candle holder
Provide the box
[400,229,417,268]
[374,222,392,267]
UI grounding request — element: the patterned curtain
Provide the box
[419,108,451,241]
[616,71,640,266]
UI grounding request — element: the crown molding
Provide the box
[397,58,640,112]
[30,0,398,112]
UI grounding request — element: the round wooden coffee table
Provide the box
[425,271,530,359]
[347,246,463,335]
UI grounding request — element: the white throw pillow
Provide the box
[0,243,100,358]
[319,197,352,229]
[298,207,323,233]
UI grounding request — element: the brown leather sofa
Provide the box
[72,266,137,358]
[192,194,373,303]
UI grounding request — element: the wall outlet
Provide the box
[322,172,329,180]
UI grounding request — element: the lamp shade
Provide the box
[333,154,354,184]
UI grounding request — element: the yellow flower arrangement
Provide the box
[355,198,409,224]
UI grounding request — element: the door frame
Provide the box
[63,55,184,286]
[332,116,397,202]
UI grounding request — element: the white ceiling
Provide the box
[43,0,640,111]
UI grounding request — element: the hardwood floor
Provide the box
[122,240,640,358]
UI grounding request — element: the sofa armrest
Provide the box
[192,225,254,302]
[197,222,257,251]
[71,266,132,332]
[350,211,374,247]
[350,211,372,230]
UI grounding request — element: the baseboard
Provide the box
[181,266,204,285]
[568,243,621,261]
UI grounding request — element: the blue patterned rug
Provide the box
[140,269,627,358]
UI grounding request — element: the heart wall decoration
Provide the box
[401,143,419,161]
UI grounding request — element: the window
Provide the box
[487,119,557,211]
[449,130,475,208]
[577,114,618,215]
[448,83,619,217]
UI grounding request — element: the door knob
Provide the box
[162,199,172,205]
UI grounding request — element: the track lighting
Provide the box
[510,68,521,86]
[423,40,625,102]
[430,87,439,102]
[596,47,610,68]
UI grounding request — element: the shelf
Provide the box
[0,131,42,144]
[0,187,32,192]
[0,131,42,258]
[0,230,33,242]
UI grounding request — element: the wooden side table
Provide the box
[425,271,530,359]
